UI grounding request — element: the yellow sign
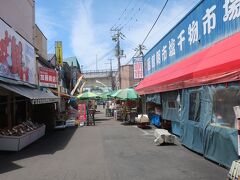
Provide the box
[55,41,63,66]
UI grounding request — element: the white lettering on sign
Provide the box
[152,54,155,69]
[177,30,185,51]
[188,20,199,45]
[202,5,217,35]
[49,75,52,82]
[223,0,240,21]
[40,75,44,81]
[45,74,48,81]
[162,45,167,62]
[147,57,151,71]
[156,49,161,66]
[169,38,176,57]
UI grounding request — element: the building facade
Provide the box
[0,0,59,135]
[120,64,140,89]
[136,0,240,168]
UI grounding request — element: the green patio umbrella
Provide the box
[111,88,139,100]
[99,92,111,99]
[110,90,121,97]
[77,92,99,100]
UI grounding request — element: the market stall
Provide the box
[77,92,99,126]
[111,88,140,124]
[0,121,45,151]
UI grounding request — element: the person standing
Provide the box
[103,101,106,109]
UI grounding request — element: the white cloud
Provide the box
[35,7,61,41]
[71,0,112,70]
[70,0,200,70]
[119,0,200,65]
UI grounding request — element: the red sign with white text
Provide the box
[39,67,58,88]
[78,103,86,122]
[133,57,143,79]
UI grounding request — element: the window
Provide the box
[212,88,240,128]
[189,92,201,122]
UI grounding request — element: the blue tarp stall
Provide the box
[146,93,161,104]
[146,93,161,127]
[161,91,181,136]
[150,114,161,127]
[180,84,240,167]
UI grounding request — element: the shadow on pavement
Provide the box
[0,126,77,174]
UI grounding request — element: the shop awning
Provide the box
[50,89,71,99]
[136,32,240,95]
[0,83,59,104]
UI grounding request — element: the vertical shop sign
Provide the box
[0,19,36,84]
[133,57,143,79]
[78,103,87,122]
[55,41,63,66]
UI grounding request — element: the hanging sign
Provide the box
[133,57,143,79]
[55,41,63,66]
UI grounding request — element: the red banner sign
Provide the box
[39,67,58,88]
[78,103,86,122]
[133,57,143,79]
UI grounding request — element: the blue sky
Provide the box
[35,0,200,70]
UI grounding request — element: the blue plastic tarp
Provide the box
[180,85,239,167]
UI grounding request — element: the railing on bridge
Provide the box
[83,69,117,78]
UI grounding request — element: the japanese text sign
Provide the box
[0,19,36,84]
[55,41,63,66]
[39,67,58,88]
[144,0,240,76]
[133,57,143,79]
[78,103,87,122]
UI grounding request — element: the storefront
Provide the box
[0,18,59,150]
[135,0,240,167]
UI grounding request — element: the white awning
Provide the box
[0,82,59,104]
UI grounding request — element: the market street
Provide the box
[0,107,227,180]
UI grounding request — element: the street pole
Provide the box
[117,35,121,89]
[111,29,124,89]
[108,58,114,90]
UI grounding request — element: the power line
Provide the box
[114,0,141,30]
[83,48,114,69]
[120,0,151,31]
[148,0,198,41]
[141,0,169,45]
[111,0,134,30]
[124,0,169,65]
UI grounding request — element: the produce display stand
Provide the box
[0,125,46,151]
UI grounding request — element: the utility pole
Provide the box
[134,44,146,57]
[107,58,114,90]
[111,29,125,89]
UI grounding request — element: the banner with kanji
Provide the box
[39,67,58,88]
[133,57,143,79]
[0,19,36,84]
[78,103,87,122]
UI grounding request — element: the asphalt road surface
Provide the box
[0,107,228,180]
